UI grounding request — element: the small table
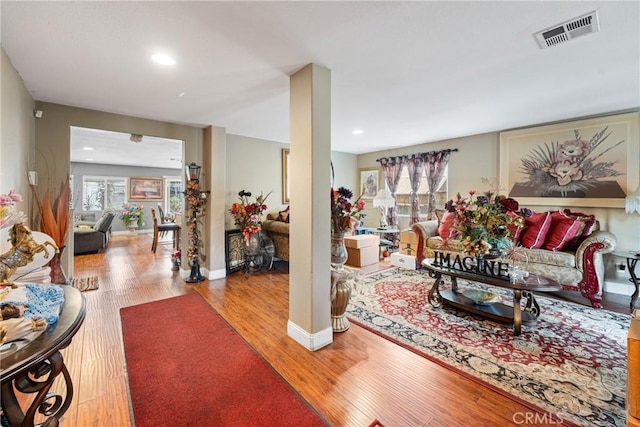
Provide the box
[357,227,401,257]
[422,259,562,335]
[612,251,640,312]
[1,286,86,426]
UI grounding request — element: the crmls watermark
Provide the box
[513,412,564,424]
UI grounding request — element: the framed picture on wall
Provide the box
[359,168,380,199]
[225,229,245,274]
[282,149,290,204]
[129,177,164,201]
[499,112,639,208]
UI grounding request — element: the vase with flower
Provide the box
[229,190,274,275]
[120,203,144,231]
[330,186,365,268]
[446,183,531,259]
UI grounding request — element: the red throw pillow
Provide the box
[562,209,596,251]
[542,211,583,251]
[520,211,552,249]
[437,211,456,239]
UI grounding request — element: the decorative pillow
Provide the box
[278,206,290,223]
[542,211,582,251]
[562,209,596,251]
[437,211,456,239]
[520,211,552,249]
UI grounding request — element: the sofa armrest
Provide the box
[575,230,616,270]
[411,220,438,267]
[412,220,438,239]
[572,230,616,308]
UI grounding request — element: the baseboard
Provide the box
[287,320,333,351]
[604,279,635,296]
[206,268,226,280]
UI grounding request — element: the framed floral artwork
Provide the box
[129,177,164,201]
[359,168,380,199]
[499,112,639,208]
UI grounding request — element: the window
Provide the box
[82,176,127,211]
[393,165,448,221]
[165,177,183,214]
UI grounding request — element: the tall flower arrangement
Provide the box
[447,189,531,256]
[229,190,271,243]
[29,176,70,248]
[119,203,144,227]
[330,187,365,233]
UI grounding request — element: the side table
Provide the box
[613,251,640,312]
[1,286,86,426]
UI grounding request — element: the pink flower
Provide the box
[549,160,583,186]
[559,139,589,159]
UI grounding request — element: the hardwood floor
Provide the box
[36,234,628,426]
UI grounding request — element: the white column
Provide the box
[287,64,333,350]
[203,125,227,280]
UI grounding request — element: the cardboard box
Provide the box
[344,234,380,249]
[345,245,379,267]
[399,230,418,246]
[400,243,417,256]
[390,252,416,270]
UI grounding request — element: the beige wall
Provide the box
[1,47,35,224]
[33,102,203,274]
[225,134,357,230]
[357,121,640,291]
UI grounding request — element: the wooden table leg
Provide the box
[428,272,443,308]
[513,290,522,335]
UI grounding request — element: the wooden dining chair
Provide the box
[151,208,181,253]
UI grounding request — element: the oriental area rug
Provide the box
[120,293,327,427]
[347,268,630,427]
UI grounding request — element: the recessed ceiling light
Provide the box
[82,147,94,151]
[152,53,176,66]
[178,92,185,97]
[352,129,364,135]
[85,158,94,161]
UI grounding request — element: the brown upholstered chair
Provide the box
[151,208,180,254]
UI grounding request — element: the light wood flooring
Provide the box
[28,234,629,426]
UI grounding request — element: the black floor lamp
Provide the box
[184,162,210,283]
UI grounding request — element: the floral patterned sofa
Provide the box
[261,209,289,262]
[411,209,617,308]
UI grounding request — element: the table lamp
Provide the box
[373,189,395,229]
[626,185,640,256]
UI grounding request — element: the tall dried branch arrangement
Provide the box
[29,174,70,248]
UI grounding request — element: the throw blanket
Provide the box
[1,283,65,325]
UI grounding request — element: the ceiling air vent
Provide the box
[534,11,599,49]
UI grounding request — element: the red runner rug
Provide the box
[348,268,630,427]
[120,293,326,427]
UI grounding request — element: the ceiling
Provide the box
[70,127,183,170]
[2,1,639,155]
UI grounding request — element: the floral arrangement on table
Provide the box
[120,203,144,228]
[330,187,365,234]
[229,190,271,243]
[0,190,26,229]
[518,127,624,196]
[446,186,532,256]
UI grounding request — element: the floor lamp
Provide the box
[626,185,640,254]
[373,189,395,229]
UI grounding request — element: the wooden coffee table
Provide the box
[422,259,562,335]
